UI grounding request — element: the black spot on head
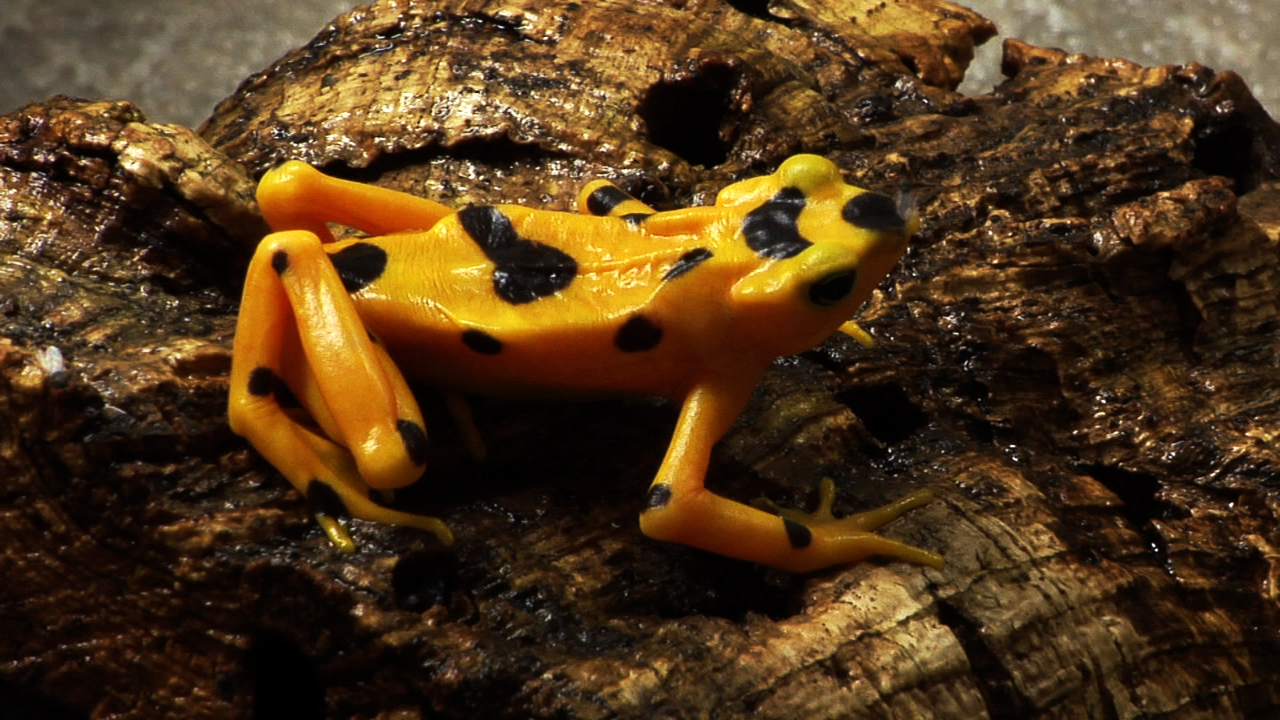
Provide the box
[396,419,429,466]
[615,315,663,352]
[783,518,812,549]
[247,367,276,397]
[457,206,578,305]
[586,185,636,216]
[307,480,350,520]
[663,247,713,281]
[645,484,672,510]
[271,249,289,275]
[329,242,389,293]
[842,192,905,231]
[461,328,503,355]
[743,188,811,259]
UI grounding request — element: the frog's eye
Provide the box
[808,270,858,306]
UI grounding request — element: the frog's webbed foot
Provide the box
[753,478,944,569]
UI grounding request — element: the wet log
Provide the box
[3,1,1279,718]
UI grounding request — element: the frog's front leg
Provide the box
[229,230,452,552]
[639,380,942,573]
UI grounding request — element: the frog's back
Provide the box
[330,205,750,398]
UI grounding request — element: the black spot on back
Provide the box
[586,185,636,216]
[663,247,713,281]
[461,329,503,355]
[307,480,350,519]
[743,188,811,259]
[271,249,289,275]
[457,206,578,305]
[782,518,812,549]
[842,192,905,231]
[329,242,389,293]
[396,419,429,466]
[615,315,663,352]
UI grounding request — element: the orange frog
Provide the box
[228,155,942,572]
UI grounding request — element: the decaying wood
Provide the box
[3,0,1279,717]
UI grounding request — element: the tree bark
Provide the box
[3,1,1279,718]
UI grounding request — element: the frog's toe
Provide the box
[303,476,454,552]
[753,478,943,569]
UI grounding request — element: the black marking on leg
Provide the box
[247,366,302,408]
[586,185,636,216]
[329,242,389,293]
[397,419,429,466]
[615,315,663,352]
[247,367,276,397]
[645,484,672,510]
[461,328,503,355]
[273,378,303,409]
[842,192,906,231]
[271,249,289,275]
[743,187,811,259]
[307,480,350,520]
[662,247,713,281]
[783,518,812,549]
[457,206,578,305]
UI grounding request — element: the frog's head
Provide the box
[725,155,917,356]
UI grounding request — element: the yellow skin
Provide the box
[228,155,943,573]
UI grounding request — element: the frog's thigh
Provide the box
[638,384,939,573]
[258,160,454,238]
[230,231,451,547]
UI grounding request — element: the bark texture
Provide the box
[3,1,1280,718]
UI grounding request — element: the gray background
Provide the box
[2,0,1277,129]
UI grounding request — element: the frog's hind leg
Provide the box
[229,229,452,551]
[257,161,456,239]
[578,180,657,222]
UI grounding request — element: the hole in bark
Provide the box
[245,630,326,719]
[725,0,795,24]
[638,62,740,167]
[837,384,927,445]
[1081,463,1161,531]
[392,551,458,612]
[1193,118,1257,191]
